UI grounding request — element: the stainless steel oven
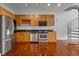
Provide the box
[38,33,48,42]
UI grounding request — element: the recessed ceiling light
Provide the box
[48,3,51,6]
[57,3,61,7]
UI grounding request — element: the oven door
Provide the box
[39,33,48,42]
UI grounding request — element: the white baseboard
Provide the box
[57,35,67,40]
[57,37,67,40]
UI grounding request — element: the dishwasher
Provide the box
[30,31,38,42]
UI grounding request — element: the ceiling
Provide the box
[0,3,77,15]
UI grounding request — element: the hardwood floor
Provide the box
[3,41,79,56]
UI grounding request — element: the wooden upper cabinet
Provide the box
[39,15,54,26]
[31,17,38,26]
[15,15,54,26]
[22,19,30,24]
[22,19,31,26]
[40,15,47,21]
[15,16,21,26]
[47,15,54,26]
[51,15,54,26]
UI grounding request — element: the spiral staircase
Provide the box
[65,4,79,44]
[67,18,79,44]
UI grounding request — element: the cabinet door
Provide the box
[24,32,30,42]
[39,15,54,26]
[48,32,56,42]
[16,32,24,42]
[16,32,30,42]
[47,15,54,26]
[31,18,38,26]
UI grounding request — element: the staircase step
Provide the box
[69,36,79,38]
[69,33,79,35]
[71,31,79,33]
[68,36,79,39]
[70,37,78,40]
[69,34,79,37]
[71,29,79,32]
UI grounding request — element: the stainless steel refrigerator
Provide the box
[0,15,15,55]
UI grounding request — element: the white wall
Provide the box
[54,9,78,40]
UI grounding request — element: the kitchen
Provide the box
[16,15,56,43]
[0,3,78,56]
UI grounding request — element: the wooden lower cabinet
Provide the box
[16,32,30,42]
[16,32,56,43]
[48,32,56,42]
